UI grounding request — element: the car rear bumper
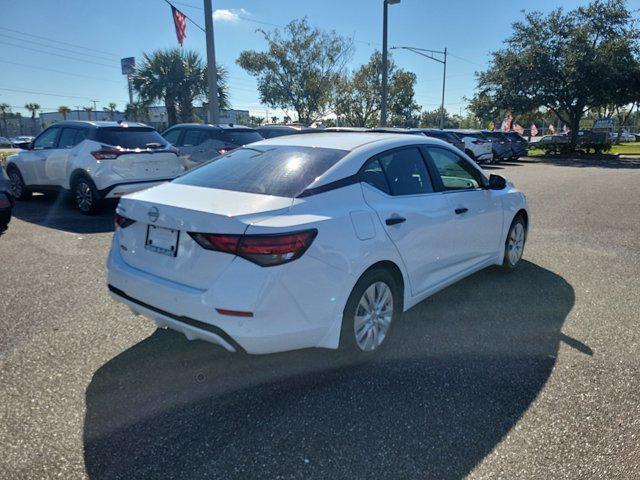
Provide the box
[476,152,493,162]
[101,179,175,199]
[106,239,351,354]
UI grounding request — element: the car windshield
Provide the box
[95,127,167,149]
[173,145,348,197]
[219,130,263,145]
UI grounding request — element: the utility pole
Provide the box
[203,0,220,124]
[381,1,400,126]
[91,100,98,121]
[440,48,447,129]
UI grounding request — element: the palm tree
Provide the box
[132,48,228,126]
[58,105,71,120]
[83,105,93,120]
[25,103,40,134]
[0,103,10,137]
[103,102,117,121]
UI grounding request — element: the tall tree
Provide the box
[124,101,150,123]
[58,105,71,120]
[25,102,40,134]
[133,48,228,126]
[474,0,640,147]
[0,103,10,136]
[103,102,117,121]
[83,105,93,120]
[237,18,353,125]
[334,51,420,127]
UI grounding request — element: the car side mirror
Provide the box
[488,174,507,190]
[18,142,33,150]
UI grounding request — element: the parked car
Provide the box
[323,127,371,133]
[107,132,529,356]
[162,124,263,170]
[503,131,529,159]
[446,130,493,164]
[0,166,13,231]
[413,129,465,152]
[10,136,35,148]
[368,127,424,135]
[0,137,13,147]
[6,121,183,214]
[255,125,318,138]
[481,131,514,162]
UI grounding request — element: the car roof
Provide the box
[168,123,255,130]
[251,132,428,151]
[48,120,150,129]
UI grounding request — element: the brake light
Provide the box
[189,229,318,267]
[115,212,135,229]
[472,140,486,145]
[91,148,122,160]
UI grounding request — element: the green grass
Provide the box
[526,141,640,156]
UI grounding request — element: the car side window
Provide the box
[58,128,80,149]
[162,128,181,146]
[74,129,88,145]
[182,130,206,147]
[361,158,391,194]
[377,147,434,196]
[426,147,484,191]
[33,128,60,150]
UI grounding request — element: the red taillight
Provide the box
[472,140,485,145]
[189,229,318,267]
[91,148,122,160]
[115,212,135,229]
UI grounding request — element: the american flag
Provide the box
[548,124,556,134]
[531,123,538,136]
[171,5,187,46]
[513,123,524,135]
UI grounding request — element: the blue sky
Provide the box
[2,0,639,120]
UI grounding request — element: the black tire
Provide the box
[72,175,102,215]
[340,267,402,357]
[7,165,32,200]
[502,214,527,272]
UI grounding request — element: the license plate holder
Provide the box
[145,225,179,257]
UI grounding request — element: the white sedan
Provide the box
[107,133,529,356]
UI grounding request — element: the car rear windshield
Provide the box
[219,130,263,145]
[95,127,167,149]
[173,145,348,197]
[423,131,450,140]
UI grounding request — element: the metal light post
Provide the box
[381,0,400,127]
[204,0,220,124]
[391,45,447,128]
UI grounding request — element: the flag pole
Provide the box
[203,0,220,125]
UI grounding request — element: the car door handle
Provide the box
[455,208,469,215]
[385,217,406,226]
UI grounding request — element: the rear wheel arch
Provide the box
[515,208,528,231]
[69,169,94,189]
[358,260,405,312]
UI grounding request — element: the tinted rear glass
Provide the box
[257,128,296,138]
[220,130,263,145]
[423,131,448,140]
[95,127,167,149]
[174,145,348,197]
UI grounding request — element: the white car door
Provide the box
[24,127,61,185]
[45,127,87,186]
[360,146,460,296]
[424,146,503,270]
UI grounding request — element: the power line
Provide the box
[0,86,127,103]
[161,0,205,32]
[0,34,120,64]
[0,41,118,69]
[0,27,122,58]
[0,60,122,84]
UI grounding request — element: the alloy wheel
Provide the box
[75,181,93,212]
[9,170,22,198]
[508,222,525,265]
[354,281,393,352]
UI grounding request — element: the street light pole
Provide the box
[203,0,220,124]
[390,45,447,128]
[381,0,400,127]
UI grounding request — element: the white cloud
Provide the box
[212,8,249,22]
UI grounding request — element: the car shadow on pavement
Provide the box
[84,260,580,480]
[11,194,115,234]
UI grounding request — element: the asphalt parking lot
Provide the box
[1,156,639,479]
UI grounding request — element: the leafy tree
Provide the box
[57,105,71,120]
[25,102,40,133]
[271,116,278,124]
[103,102,118,121]
[475,0,640,147]
[334,51,420,127]
[0,103,10,136]
[124,102,150,123]
[83,105,94,121]
[237,18,354,125]
[248,115,265,126]
[419,108,460,129]
[133,48,228,126]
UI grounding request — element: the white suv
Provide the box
[447,130,493,164]
[6,121,184,214]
